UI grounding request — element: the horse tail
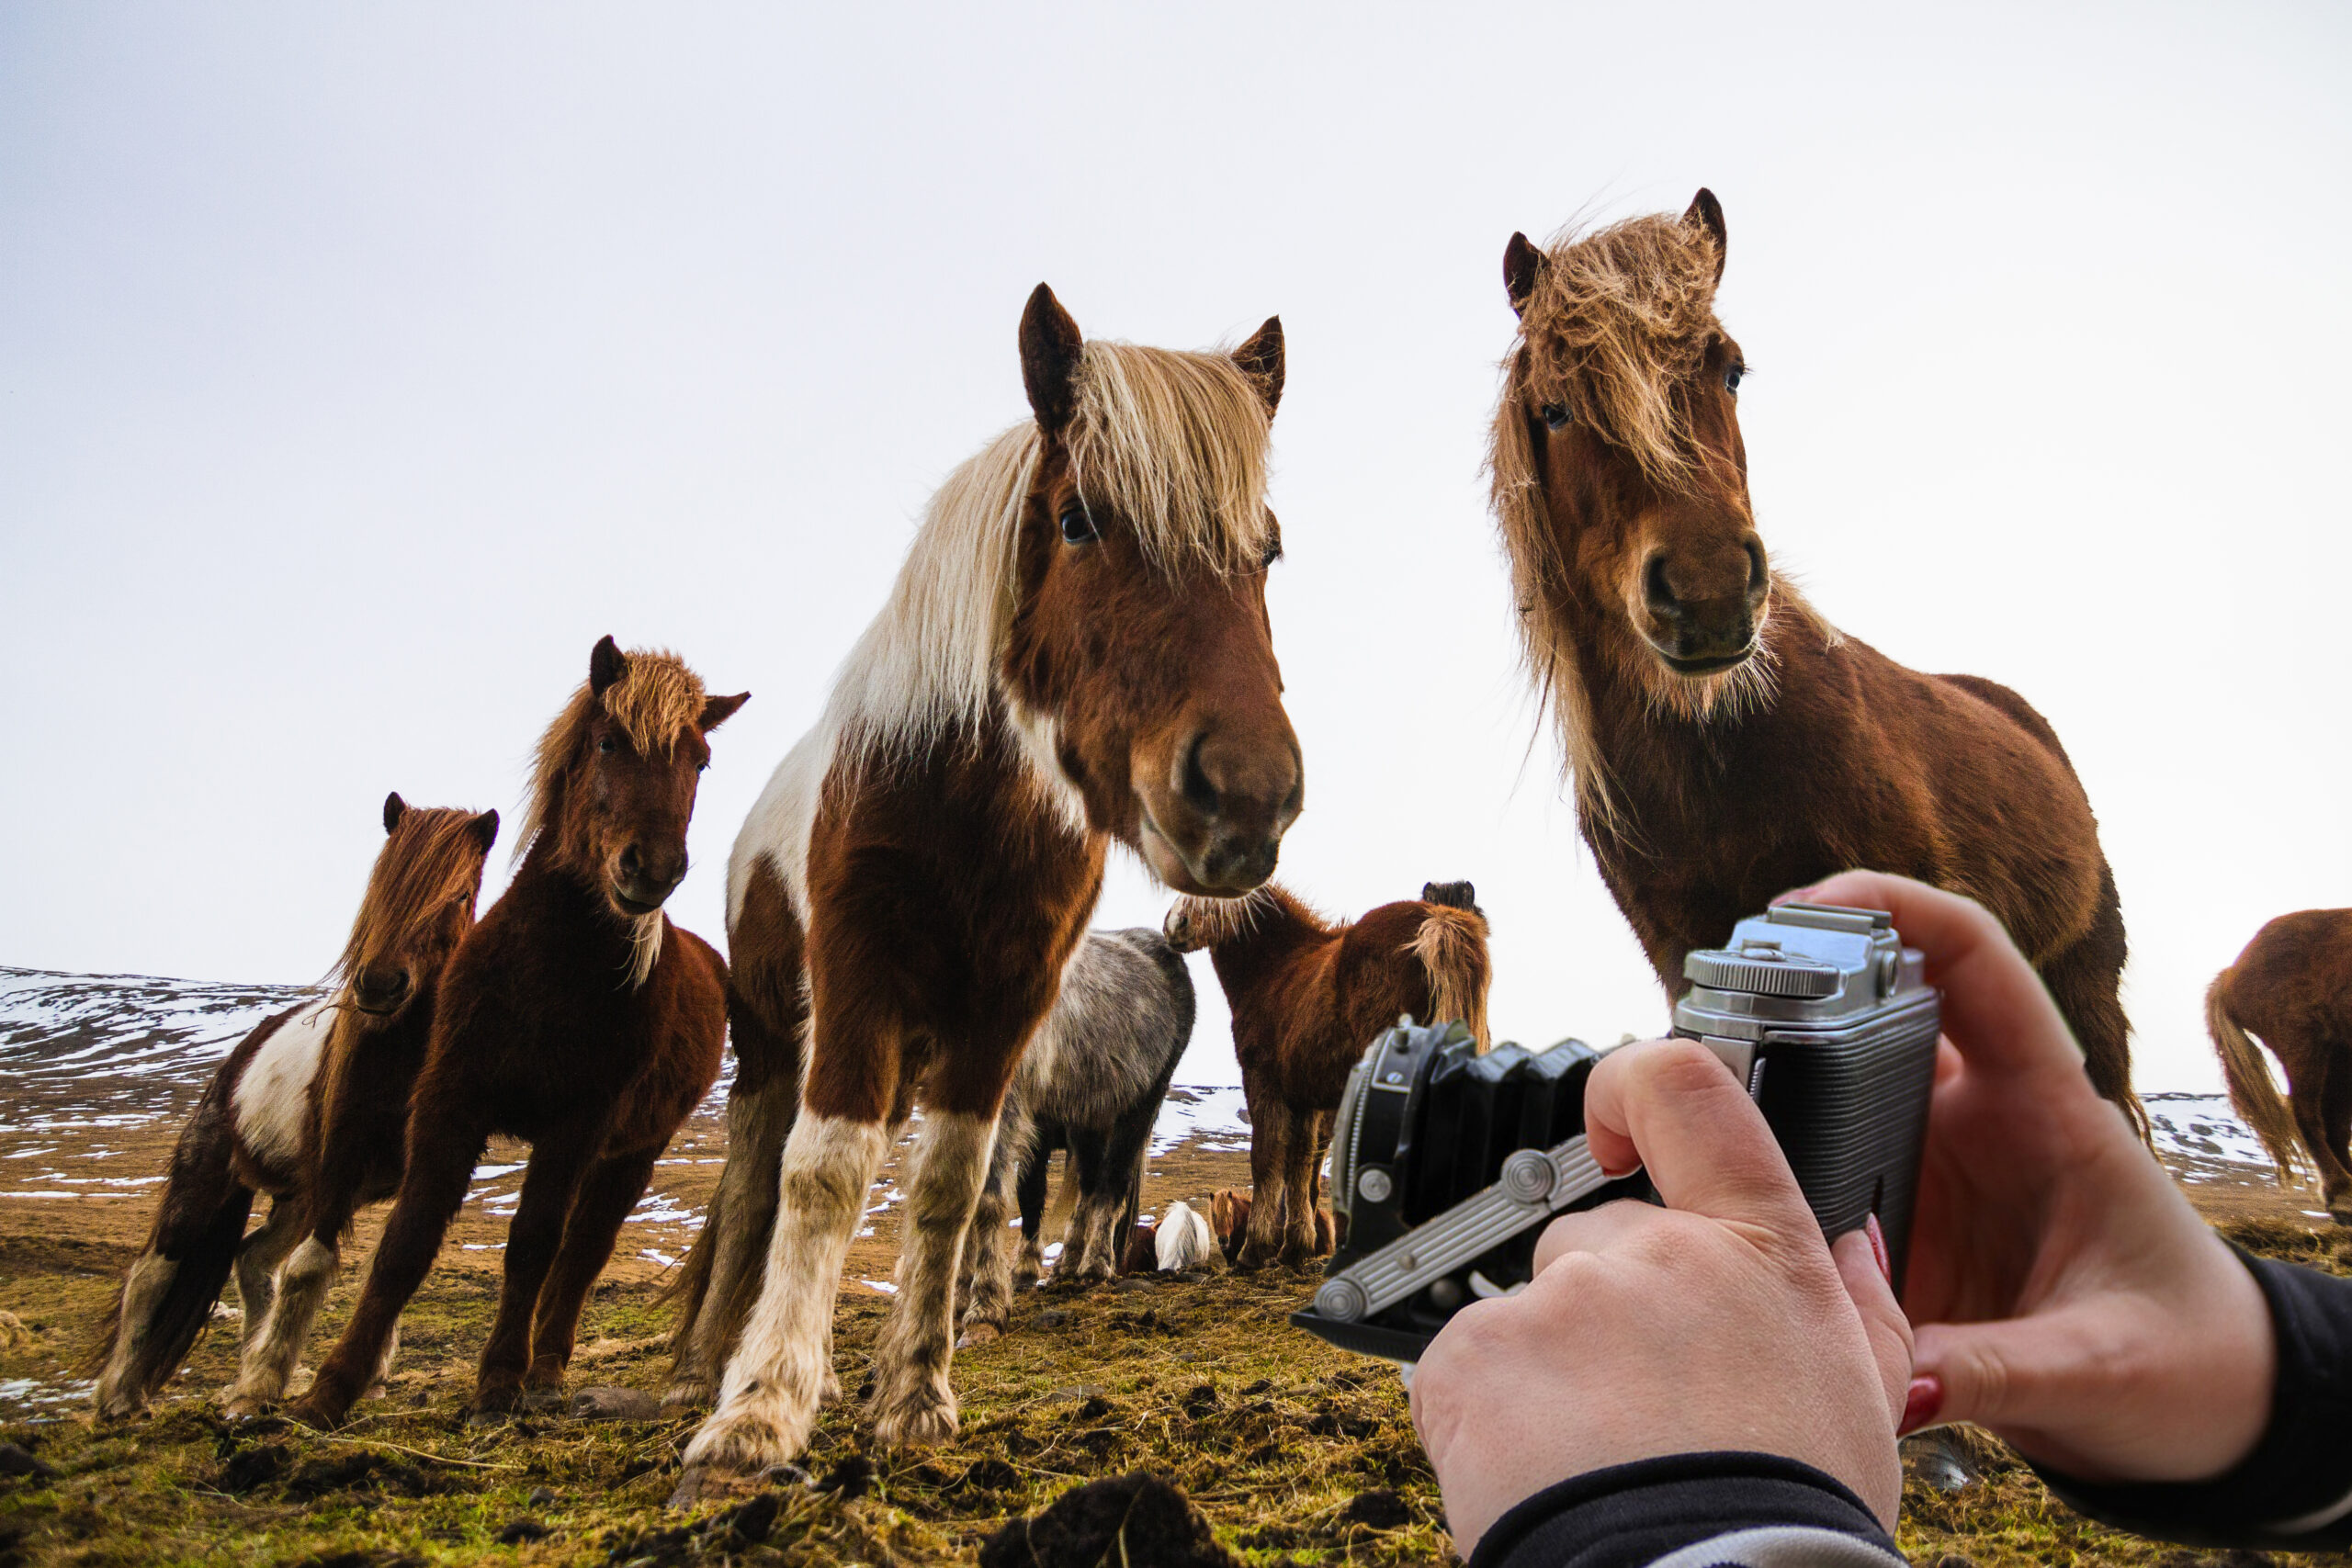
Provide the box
[84,1125,254,1394]
[1409,905,1493,1051]
[2207,971,2306,1186]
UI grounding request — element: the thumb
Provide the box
[1830,1224,1914,1432]
[1909,1315,2075,1437]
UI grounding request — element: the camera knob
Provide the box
[1500,1149,1555,1203]
[1685,950,1839,998]
[1314,1278,1371,1324]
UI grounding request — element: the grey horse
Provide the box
[958,927,1195,1341]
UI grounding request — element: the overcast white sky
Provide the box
[5,3,2348,1092]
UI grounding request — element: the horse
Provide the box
[1164,879,1491,1269]
[284,638,747,1428]
[955,925,1194,1343]
[2206,908,2352,1222]
[1491,190,2143,1135]
[87,793,498,1419]
[669,285,1300,1489]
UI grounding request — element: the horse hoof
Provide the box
[869,1389,958,1449]
[516,1385,568,1415]
[571,1386,662,1421]
[956,1322,1002,1350]
[659,1381,712,1413]
[668,1465,759,1509]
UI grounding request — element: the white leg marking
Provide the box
[682,1114,889,1474]
[94,1252,179,1418]
[871,1109,997,1448]
[226,1235,336,1414]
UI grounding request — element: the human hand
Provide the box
[1408,1037,1913,1555]
[1796,871,2277,1483]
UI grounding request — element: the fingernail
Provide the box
[1865,1213,1891,1286]
[1899,1375,1943,1436]
[1770,885,1821,907]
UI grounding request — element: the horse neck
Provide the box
[1206,895,1340,1007]
[503,839,649,970]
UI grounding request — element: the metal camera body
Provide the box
[1293,903,1941,1362]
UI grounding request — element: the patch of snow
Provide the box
[1152,1084,1250,1154]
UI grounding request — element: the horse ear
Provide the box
[1683,188,1727,285]
[1421,879,1480,912]
[383,792,407,835]
[1020,283,1085,434]
[589,635,628,697]
[470,809,501,853]
[1504,232,1544,315]
[1230,316,1284,417]
[699,691,751,734]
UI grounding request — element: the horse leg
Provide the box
[1012,1132,1054,1286]
[224,1208,334,1416]
[2288,1050,2352,1221]
[1235,1082,1292,1272]
[518,1145,664,1403]
[2036,870,2147,1141]
[681,1107,895,1478]
[288,1109,489,1429]
[231,1197,303,1362]
[1277,1109,1320,1267]
[472,1124,604,1416]
[959,1102,1031,1344]
[2323,1036,2352,1224]
[1057,1126,1124,1284]
[868,1104,999,1448]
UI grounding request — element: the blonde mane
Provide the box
[830,339,1273,758]
[1490,214,1836,828]
[329,807,492,998]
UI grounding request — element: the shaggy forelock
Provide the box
[333,807,491,995]
[1506,213,1724,490]
[519,647,709,860]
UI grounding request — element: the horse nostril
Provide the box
[619,845,643,879]
[1645,556,1681,619]
[1182,733,1220,819]
[1745,538,1769,599]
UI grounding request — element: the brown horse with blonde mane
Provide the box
[2207,908,2352,1222]
[1491,191,2141,1134]
[287,638,746,1427]
[1164,879,1491,1269]
[88,794,498,1419]
[670,285,1300,1489]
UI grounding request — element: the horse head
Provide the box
[1005,286,1303,896]
[339,792,500,1021]
[530,637,749,924]
[1498,190,1770,698]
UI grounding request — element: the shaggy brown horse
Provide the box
[1165,880,1491,1269]
[671,286,1300,1487]
[2207,908,2352,1222]
[88,795,497,1419]
[1492,191,2142,1134]
[286,639,745,1427]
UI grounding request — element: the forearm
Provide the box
[1466,1453,1905,1568]
[2034,1254,2352,1551]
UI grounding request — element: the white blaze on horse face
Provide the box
[232,1001,335,1170]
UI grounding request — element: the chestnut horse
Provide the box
[671,286,1300,1487]
[287,639,746,1427]
[1164,879,1491,1269]
[88,794,497,1418]
[2207,909,2352,1221]
[1492,191,2142,1134]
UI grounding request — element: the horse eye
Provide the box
[1541,403,1571,431]
[597,737,616,755]
[1058,502,1097,545]
[1261,539,1283,570]
[1724,365,1745,393]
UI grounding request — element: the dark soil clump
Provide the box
[980,1472,1238,1568]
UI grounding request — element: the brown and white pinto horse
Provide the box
[1492,191,2142,1134]
[89,794,497,1419]
[2207,909,2352,1222]
[672,287,1299,1485]
[1164,880,1491,1269]
[287,639,746,1427]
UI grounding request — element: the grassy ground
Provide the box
[0,1146,2345,1565]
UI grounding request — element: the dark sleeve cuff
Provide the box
[2035,1252,2352,1551]
[1466,1451,1902,1568]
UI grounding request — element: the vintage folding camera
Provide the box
[1293,903,1941,1361]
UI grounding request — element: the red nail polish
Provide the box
[1866,1213,1891,1286]
[1899,1375,1942,1436]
